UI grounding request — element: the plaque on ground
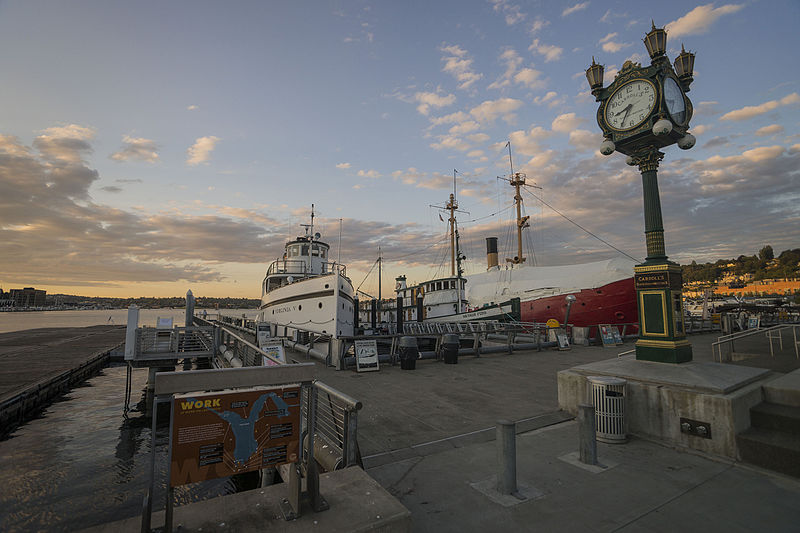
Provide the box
[355,339,380,372]
[170,385,301,487]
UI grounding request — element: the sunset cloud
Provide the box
[720,93,800,122]
[666,3,744,38]
[186,136,220,166]
[110,135,159,163]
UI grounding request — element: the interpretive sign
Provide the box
[355,339,379,372]
[556,332,570,351]
[599,324,618,347]
[262,344,286,366]
[170,385,301,487]
[635,272,682,291]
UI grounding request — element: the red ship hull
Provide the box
[518,277,638,332]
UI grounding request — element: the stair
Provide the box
[737,401,800,478]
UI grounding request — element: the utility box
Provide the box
[587,376,627,443]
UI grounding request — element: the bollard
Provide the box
[496,419,517,495]
[578,404,598,465]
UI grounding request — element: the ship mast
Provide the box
[432,170,468,277]
[498,143,539,265]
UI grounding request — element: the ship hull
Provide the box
[259,273,355,338]
[518,277,638,330]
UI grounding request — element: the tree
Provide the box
[759,245,774,261]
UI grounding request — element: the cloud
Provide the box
[489,0,526,25]
[599,32,630,53]
[428,111,470,126]
[551,113,583,133]
[187,105,198,111]
[33,124,95,164]
[357,169,382,178]
[449,121,480,135]
[508,126,551,156]
[720,93,800,121]
[529,39,563,62]
[110,135,159,163]
[755,124,785,137]
[534,91,563,107]
[568,129,602,151]
[430,134,472,152]
[186,136,220,166]
[562,2,589,17]
[336,162,352,169]
[440,44,483,90]
[99,186,123,193]
[415,91,457,115]
[469,98,523,124]
[514,67,546,89]
[488,48,523,90]
[666,3,744,38]
[691,124,710,136]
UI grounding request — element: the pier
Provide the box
[0,325,125,435]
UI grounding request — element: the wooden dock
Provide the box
[0,325,126,435]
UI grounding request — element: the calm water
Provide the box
[0,308,259,334]
[0,309,261,531]
[0,364,265,532]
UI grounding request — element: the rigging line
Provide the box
[521,188,642,263]
[460,203,516,224]
[355,259,379,292]
[383,234,451,262]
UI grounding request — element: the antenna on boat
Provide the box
[337,218,342,264]
[300,204,315,239]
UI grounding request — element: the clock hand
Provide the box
[615,104,633,117]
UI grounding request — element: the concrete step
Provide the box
[764,369,800,407]
[736,427,800,478]
[750,402,800,434]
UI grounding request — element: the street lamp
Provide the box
[586,22,696,364]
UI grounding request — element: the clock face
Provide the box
[663,77,686,124]
[605,79,657,131]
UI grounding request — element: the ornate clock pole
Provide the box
[587,22,697,364]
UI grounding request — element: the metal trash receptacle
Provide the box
[398,336,418,370]
[587,376,627,443]
[441,333,459,364]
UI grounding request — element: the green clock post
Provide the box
[586,22,697,363]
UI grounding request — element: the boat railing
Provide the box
[266,259,346,278]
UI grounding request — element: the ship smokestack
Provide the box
[486,237,499,270]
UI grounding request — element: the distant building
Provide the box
[0,288,11,308]
[10,287,47,307]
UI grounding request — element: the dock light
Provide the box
[585,57,605,99]
[599,138,615,155]
[653,118,673,136]
[643,21,667,60]
[674,44,695,91]
[564,294,577,326]
[677,133,696,149]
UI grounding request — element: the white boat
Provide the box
[258,206,355,338]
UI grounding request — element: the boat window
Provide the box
[288,246,299,257]
[301,244,309,256]
[320,247,327,259]
[311,245,319,256]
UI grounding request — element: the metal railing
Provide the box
[302,381,363,470]
[712,324,798,362]
[134,326,215,358]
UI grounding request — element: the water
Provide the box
[0,310,261,531]
[0,308,259,334]
[0,363,263,532]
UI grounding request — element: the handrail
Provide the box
[712,324,791,362]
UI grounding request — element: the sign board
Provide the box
[256,323,271,348]
[599,324,618,347]
[556,332,570,350]
[612,328,623,344]
[354,339,380,372]
[747,316,760,330]
[262,344,286,366]
[170,385,301,487]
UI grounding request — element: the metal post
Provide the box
[343,408,359,467]
[185,290,195,327]
[496,419,517,495]
[125,305,139,361]
[578,404,598,465]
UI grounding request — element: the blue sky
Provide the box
[0,0,798,298]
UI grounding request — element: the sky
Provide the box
[0,0,798,299]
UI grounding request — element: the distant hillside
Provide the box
[45,294,261,309]
[681,246,800,284]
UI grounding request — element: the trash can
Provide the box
[398,336,418,370]
[587,376,627,443]
[441,334,460,364]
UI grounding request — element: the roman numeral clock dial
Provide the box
[605,79,656,131]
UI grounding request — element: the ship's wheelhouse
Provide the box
[263,238,338,295]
